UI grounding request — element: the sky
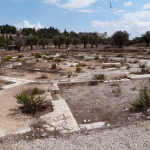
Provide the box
[1,0,150,39]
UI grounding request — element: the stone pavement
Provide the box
[0,76,35,90]
[40,96,80,133]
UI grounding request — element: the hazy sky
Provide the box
[1,0,150,39]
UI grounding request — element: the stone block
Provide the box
[91,122,106,129]
[102,63,121,68]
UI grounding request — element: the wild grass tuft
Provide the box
[94,73,105,80]
[51,63,57,69]
[67,71,72,78]
[131,86,150,110]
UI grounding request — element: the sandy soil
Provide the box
[0,82,53,137]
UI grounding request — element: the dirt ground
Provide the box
[0,82,53,137]
[60,78,150,125]
[0,44,150,138]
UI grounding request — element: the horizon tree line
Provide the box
[0,24,150,51]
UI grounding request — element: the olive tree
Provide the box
[0,37,12,50]
[65,37,72,48]
[141,31,150,46]
[14,36,24,52]
[53,36,65,49]
[94,36,102,47]
[39,38,49,49]
[80,34,89,48]
[112,31,129,48]
[0,36,5,48]
[72,38,80,48]
[25,36,38,50]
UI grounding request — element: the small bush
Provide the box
[132,60,139,64]
[111,64,116,67]
[55,58,61,62]
[3,56,12,61]
[67,71,72,78]
[14,87,47,114]
[43,56,53,60]
[95,55,99,60]
[79,63,86,67]
[34,53,41,58]
[63,63,67,65]
[111,83,121,97]
[89,80,99,86]
[51,63,56,69]
[139,63,146,68]
[117,53,123,57]
[80,55,84,59]
[141,68,147,73]
[40,74,48,79]
[18,55,24,58]
[76,66,82,72]
[131,86,150,110]
[16,59,20,61]
[59,53,65,58]
[94,73,105,80]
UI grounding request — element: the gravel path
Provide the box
[0,121,150,150]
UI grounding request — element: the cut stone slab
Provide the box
[61,62,79,67]
[128,74,150,79]
[40,98,80,134]
[107,68,116,71]
[79,122,106,130]
[51,83,60,93]
[102,63,121,68]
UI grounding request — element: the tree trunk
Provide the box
[18,47,21,52]
[30,45,33,50]
[146,41,149,46]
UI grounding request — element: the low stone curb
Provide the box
[79,122,106,130]
[128,74,150,79]
[0,76,35,90]
[40,96,80,134]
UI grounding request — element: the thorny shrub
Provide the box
[14,87,48,114]
[94,73,105,80]
[131,86,150,110]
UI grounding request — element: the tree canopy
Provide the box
[53,36,65,49]
[112,31,129,48]
[39,38,49,49]
[25,36,38,50]
[141,31,150,46]
[14,37,25,52]
[0,24,16,34]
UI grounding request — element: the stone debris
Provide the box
[79,121,106,130]
[102,63,121,68]
[147,108,150,116]
[146,116,150,120]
